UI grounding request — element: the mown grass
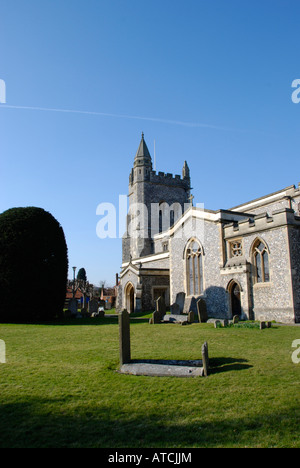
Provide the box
[0,317,299,448]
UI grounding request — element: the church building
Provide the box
[117,134,300,324]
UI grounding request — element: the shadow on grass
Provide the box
[0,397,298,448]
[0,313,151,327]
[209,357,252,374]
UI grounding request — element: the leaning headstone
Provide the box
[68,298,78,317]
[119,309,131,365]
[202,341,209,377]
[233,315,239,324]
[197,298,208,323]
[155,296,166,320]
[88,298,98,316]
[183,296,198,315]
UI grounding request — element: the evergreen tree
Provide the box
[77,268,87,282]
[0,207,68,322]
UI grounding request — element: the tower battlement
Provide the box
[149,170,190,188]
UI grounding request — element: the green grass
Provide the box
[0,317,300,448]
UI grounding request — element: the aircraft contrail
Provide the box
[0,104,235,131]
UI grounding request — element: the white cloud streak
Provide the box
[0,104,234,131]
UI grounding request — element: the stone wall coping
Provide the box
[230,184,300,213]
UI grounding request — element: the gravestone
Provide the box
[197,298,208,323]
[174,292,185,314]
[260,321,266,329]
[162,314,188,324]
[183,296,199,315]
[119,309,131,365]
[152,310,162,324]
[88,298,98,316]
[202,341,209,377]
[214,320,221,328]
[170,303,180,315]
[151,296,166,323]
[68,298,78,317]
[188,311,194,323]
[233,315,239,324]
[0,339,5,364]
[156,296,166,316]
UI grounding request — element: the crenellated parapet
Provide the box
[149,170,190,188]
[224,208,300,239]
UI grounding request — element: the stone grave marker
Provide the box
[0,339,5,364]
[151,296,166,323]
[202,341,209,377]
[88,298,98,316]
[170,303,180,315]
[188,311,194,323]
[197,298,208,323]
[119,309,131,365]
[68,298,78,317]
[175,292,185,314]
[214,320,221,328]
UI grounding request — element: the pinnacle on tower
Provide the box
[182,160,190,179]
[134,133,152,168]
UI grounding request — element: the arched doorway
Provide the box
[125,283,135,314]
[227,280,242,317]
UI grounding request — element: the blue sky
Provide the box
[0,0,299,286]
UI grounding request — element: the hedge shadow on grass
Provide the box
[0,397,298,448]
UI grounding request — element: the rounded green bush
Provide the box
[0,207,68,322]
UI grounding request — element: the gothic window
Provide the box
[186,239,203,296]
[252,239,270,283]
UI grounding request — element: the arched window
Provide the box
[252,239,270,283]
[186,239,203,295]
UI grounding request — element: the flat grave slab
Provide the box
[120,359,205,377]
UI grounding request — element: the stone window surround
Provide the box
[184,238,204,297]
[251,237,271,284]
[228,237,243,258]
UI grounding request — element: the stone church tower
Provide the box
[122,133,191,263]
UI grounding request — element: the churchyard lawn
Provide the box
[0,317,299,448]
